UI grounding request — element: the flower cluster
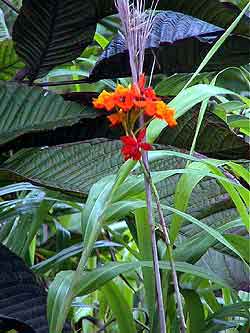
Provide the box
[93,74,177,160]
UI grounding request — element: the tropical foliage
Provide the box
[0,0,249,332]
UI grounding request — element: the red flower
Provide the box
[120,128,152,160]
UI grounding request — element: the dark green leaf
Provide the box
[224,234,250,263]
[0,82,97,145]
[182,290,205,333]
[90,11,250,80]
[157,109,250,160]
[0,243,71,333]
[1,140,242,252]
[13,0,98,79]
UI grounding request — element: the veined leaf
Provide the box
[1,140,243,245]
[90,11,250,80]
[0,82,97,145]
[198,249,250,291]
[13,0,98,79]
[157,109,250,160]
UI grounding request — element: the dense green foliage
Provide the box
[0,1,249,332]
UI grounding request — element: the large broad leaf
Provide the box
[157,109,250,160]
[90,11,250,80]
[0,243,71,333]
[12,0,99,80]
[0,40,24,80]
[0,82,98,146]
[97,0,250,36]
[12,0,250,80]
[0,140,241,240]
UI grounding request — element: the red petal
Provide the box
[133,150,142,160]
[137,128,147,143]
[141,143,152,151]
[120,135,136,145]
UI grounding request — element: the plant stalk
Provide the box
[142,151,167,333]
[0,0,20,14]
[140,160,187,333]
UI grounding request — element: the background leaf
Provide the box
[13,0,98,80]
[0,243,71,333]
[90,11,250,80]
[0,82,97,146]
[157,109,250,159]
[0,40,24,80]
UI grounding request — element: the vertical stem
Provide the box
[142,151,167,333]
[140,161,187,333]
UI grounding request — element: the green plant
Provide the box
[0,0,249,332]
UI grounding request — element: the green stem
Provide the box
[140,160,187,333]
[141,152,167,333]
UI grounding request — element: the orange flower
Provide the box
[107,110,126,127]
[113,85,134,111]
[93,90,115,111]
[155,101,177,127]
[144,100,157,116]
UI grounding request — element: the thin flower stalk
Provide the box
[93,1,184,331]
[140,161,187,333]
[114,1,167,332]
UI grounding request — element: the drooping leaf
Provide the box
[12,0,99,80]
[93,0,250,36]
[147,84,239,143]
[0,243,71,333]
[155,67,250,96]
[32,241,122,274]
[0,82,98,146]
[90,11,250,80]
[0,140,242,243]
[48,260,230,332]
[101,281,137,333]
[157,109,250,160]
[0,40,24,80]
